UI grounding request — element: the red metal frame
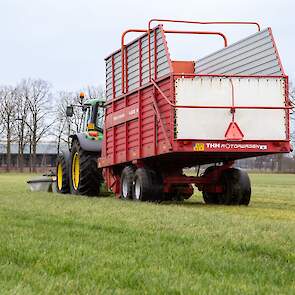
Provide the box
[163,30,228,47]
[148,19,261,32]
[121,29,147,94]
[148,19,261,83]
[151,77,291,111]
[163,161,234,193]
[121,27,228,93]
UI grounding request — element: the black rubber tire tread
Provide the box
[120,166,135,200]
[202,191,221,204]
[133,168,162,202]
[202,166,222,204]
[221,168,251,205]
[56,154,70,194]
[70,140,101,196]
[238,170,251,205]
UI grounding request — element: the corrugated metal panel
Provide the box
[195,28,283,76]
[105,27,171,100]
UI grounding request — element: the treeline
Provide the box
[0,78,294,173]
[0,78,104,172]
[237,154,295,173]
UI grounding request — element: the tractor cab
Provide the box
[82,98,105,138]
[66,93,105,139]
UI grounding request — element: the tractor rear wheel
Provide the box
[120,166,135,200]
[70,140,101,196]
[220,168,251,205]
[56,153,70,194]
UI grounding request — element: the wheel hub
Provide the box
[134,178,141,200]
[122,177,128,198]
[57,163,63,190]
[72,152,80,190]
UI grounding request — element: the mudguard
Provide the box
[70,133,102,153]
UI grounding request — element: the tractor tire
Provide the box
[202,166,222,204]
[120,166,135,200]
[133,168,162,202]
[220,168,251,205]
[56,153,70,194]
[70,140,101,196]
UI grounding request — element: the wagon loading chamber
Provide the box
[99,19,292,204]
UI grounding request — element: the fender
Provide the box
[70,133,102,153]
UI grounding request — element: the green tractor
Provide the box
[56,93,105,196]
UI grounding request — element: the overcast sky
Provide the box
[0,0,294,93]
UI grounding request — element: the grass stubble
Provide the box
[0,173,294,294]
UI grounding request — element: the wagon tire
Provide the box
[202,191,221,204]
[202,166,222,204]
[70,140,101,196]
[238,170,251,205]
[120,166,135,200]
[56,153,70,194]
[133,168,162,202]
[220,168,251,205]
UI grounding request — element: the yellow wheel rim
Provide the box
[72,152,80,190]
[57,163,63,190]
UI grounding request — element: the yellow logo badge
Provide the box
[194,143,205,151]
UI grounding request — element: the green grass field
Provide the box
[0,173,294,295]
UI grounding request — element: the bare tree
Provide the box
[20,79,53,172]
[14,84,30,171]
[85,85,105,100]
[52,86,105,154]
[52,90,86,154]
[0,86,17,171]
[52,91,73,154]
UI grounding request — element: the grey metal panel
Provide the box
[195,28,283,76]
[105,27,171,99]
[197,43,274,73]
[105,58,113,100]
[209,50,276,74]
[196,29,270,68]
[128,69,140,79]
[157,67,170,77]
[128,75,140,85]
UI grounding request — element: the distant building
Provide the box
[0,141,60,169]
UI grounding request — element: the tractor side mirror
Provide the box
[66,105,74,117]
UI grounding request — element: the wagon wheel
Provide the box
[120,166,135,200]
[220,168,251,205]
[202,166,222,204]
[133,168,163,202]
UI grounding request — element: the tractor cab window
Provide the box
[95,106,104,131]
[82,106,91,132]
